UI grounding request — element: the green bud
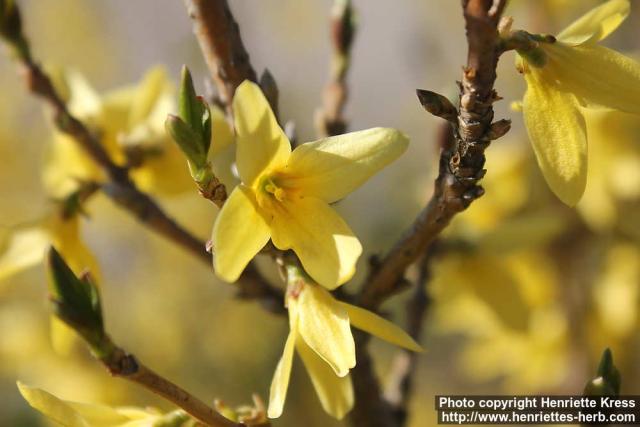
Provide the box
[171,66,213,168]
[584,348,621,396]
[47,247,104,349]
[165,114,206,168]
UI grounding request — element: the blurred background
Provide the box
[1,0,639,425]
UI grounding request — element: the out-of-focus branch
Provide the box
[359,0,509,311]
[0,1,284,315]
[384,251,433,426]
[315,0,356,137]
[183,0,257,112]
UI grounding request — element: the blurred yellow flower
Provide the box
[268,269,421,419]
[17,382,196,427]
[213,81,409,289]
[44,67,234,198]
[514,0,640,206]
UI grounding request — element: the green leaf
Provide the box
[584,348,621,396]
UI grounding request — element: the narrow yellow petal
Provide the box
[557,0,629,45]
[340,302,423,352]
[208,106,235,159]
[296,284,355,377]
[269,196,362,289]
[233,81,291,187]
[267,329,297,419]
[128,66,169,126]
[523,71,587,206]
[282,128,409,203]
[0,227,49,282]
[17,382,91,427]
[547,44,640,115]
[296,337,354,419]
[212,185,271,282]
[65,70,102,119]
[50,316,77,355]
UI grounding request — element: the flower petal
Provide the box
[547,44,640,115]
[0,227,49,282]
[282,128,409,203]
[17,382,92,427]
[267,329,297,419]
[296,337,354,419]
[557,0,629,45]
[128,66,169,126]
[297,284,355,377]
[269,196,362,289]
[233,81,291,187]
[212,185,271,282]
[340,302,423,352]
[523,70,587,206]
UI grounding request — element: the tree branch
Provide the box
[183,0,257,112]
[359,0,508,311]
[351,2,509,426]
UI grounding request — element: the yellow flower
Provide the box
[268,268,422,419]
[213,81,409,289]
[17,382,196,427]
[515,0,640,206]
[45,67,233,198]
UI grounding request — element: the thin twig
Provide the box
[98,337,242,427]
[183,0,257,113]
[0,3,284,314]
[315,0,356,137]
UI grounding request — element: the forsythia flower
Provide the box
[213,81,409,289]
[514,0,640,206]
[17,382,197,426]
[268,269,422,419]
[45,67,233,198]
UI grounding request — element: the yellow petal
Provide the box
[212,185,271,282]
[51,316,77,355]
[128,66,169,126]
[0,227,49,282]
[523,70,587,206]
[64,70,102,119]
[269,196,362,289]
[17,382,92,427]
[296,337,354,419]
[296,284,355,377]
[209,106,235,158]
[267,329,297,419]
[340,302,423,352]
[281,128,409,203]
[557,0,629,45]
[546,44,640,115]
[233,81,291,187]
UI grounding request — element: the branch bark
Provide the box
[183,0,257,112]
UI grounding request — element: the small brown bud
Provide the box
[416,89,457,123]
[487,119,511,140]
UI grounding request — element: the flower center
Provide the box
[261,176,286,202]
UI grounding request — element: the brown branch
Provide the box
[315,0,356,137]
[351,2,509,426]
[359,0,508,311]
[183,0,257,112]
[99,336,259,427]
[0,4,284,315]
